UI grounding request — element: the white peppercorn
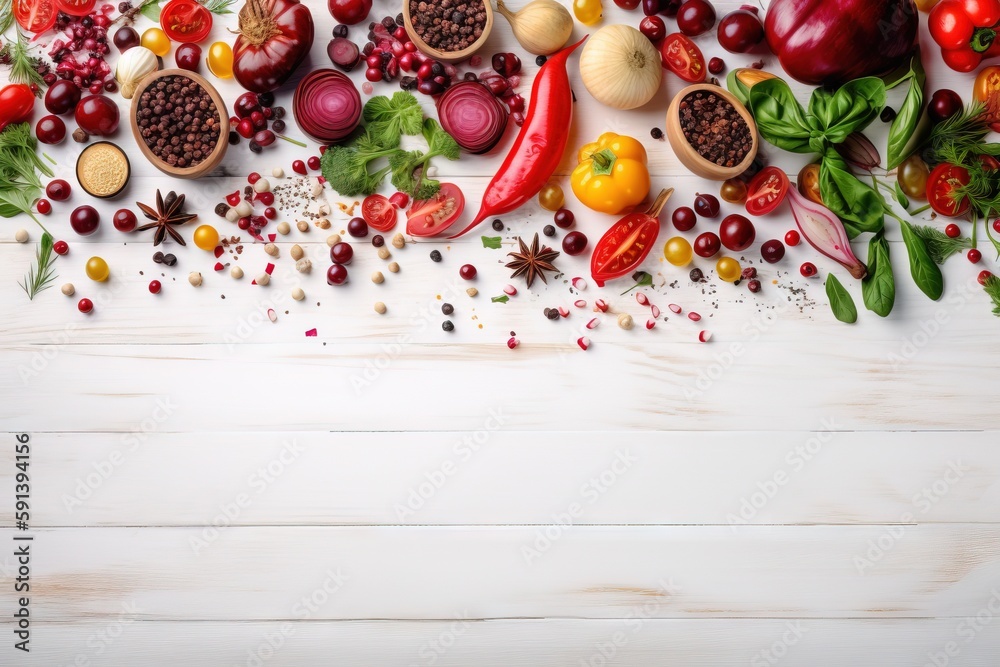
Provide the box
[188,272,203,286]
[231,266,244,279]
[371,271,384,284]
[256,273,270,286]
[61,283,75,296]
[264,243,279,257]
[290,244,304,260]
[291,287,305,301]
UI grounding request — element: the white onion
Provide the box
[579,25,662,111]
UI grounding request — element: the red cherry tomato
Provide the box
[160,0,213,43]
[56,0,97,16]
[590,210,661,287]
[362,193,397,232]
[659,33,706,83]
[926,163,971,217]
[13,0,57,33]
[405,183,465,237]
[745,166,790,216]
[719,214,756,252]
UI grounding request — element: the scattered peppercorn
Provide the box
[442,303,454,315]
[442,320,455,331]
[545,307,559,320]
[880,107,897,123]
[491,218,504,231]
[430,249,442,262]
[372,234,385,247]
[689,267,704,282]
[542,224,556,237]
[215,203,229,217]
[535,55,546,66]
[650,127,663,140]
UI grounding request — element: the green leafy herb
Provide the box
[819,152,885,237]
[900,221,944,300]
[199,0,237,13]
[747,79,813,153]
[2,30,46,90]
[388,118,459,199]
[0,2,14,35]
[925,102,1000,166]
[983,274,1000,317]
[0,122,53,229]
[141,1,162,21]
[621,270,653,295]
[808,77,886,146]
[910,224,973,264]
[862,232,895,317]
[481,236,502,249]
[363,92,424,147]
[319,130,398,196]
[491,294,510,304]
[886,50,927,170]
[825,274,858,324]
[19,232,57,300]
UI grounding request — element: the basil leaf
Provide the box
[862,233,895,317]
[825,274,858,324]
[748,79,813,153]
[726,69,751,107]
[886,50,927,170]
[900,220,944,300]
[819,152,886,238]
[491,295,509,303]
[140,1,162,21]
[481,236,502,249]
[814,77,887,145]
[893,181,910,209]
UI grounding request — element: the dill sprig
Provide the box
[0,2,14,34]
[984,274,1000,317]
[926,102,1000,166]
[19,232,58,300]
[199,0,237,14]
[910,225,973,264]
[3,30,46,90]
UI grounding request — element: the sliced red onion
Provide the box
[787,187,868,279]
[436,81,509,154]
[292,69,361,144]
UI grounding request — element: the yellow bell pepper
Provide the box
[571,132,650,215]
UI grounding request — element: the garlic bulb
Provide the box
[579,25,662,110]
[116,47,158,99]
[496,0,573,56]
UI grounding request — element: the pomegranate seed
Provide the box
[78,298,93,314]
[978,270,993,285]
[594,299,608,312]
[574,299,587,308]
[507,336,519,349]
[668,303,682,314]
[698,330,713,343]
[688,312,702,322]
[247,172,261,184]
[968,248,982,263]
[308,156,321,171]
[646,318,656,330]
[635,293,649,306]
[503,284,518,296]
[214,262,225,271]
[650,305,661,318]
[945,223,961,238]
[586,318,600,330]
[148,280,161,293]
[572,277,588,290]
[577,336,591,350]
[558,306,570,318]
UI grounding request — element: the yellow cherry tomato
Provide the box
[86,256,110,282]
[716,256,742,282]
[571,132,650,215]
[207,41,234,79]
[720,178,747,204]
[897,154,929,200]
[663,236,693,266]
[193,224,220,251]
[797,163,823,206]
[538,181,565,211]
[573,0,602,25]
[141,28,171,57]
[973,66,1000,131]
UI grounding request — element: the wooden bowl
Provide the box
[129,68,229,179]
[402,0,493,64]
[665,84,758,181]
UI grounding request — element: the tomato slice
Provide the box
[926,163,971,218]
[745,166,790,216]
[56,0,97,16]
[659,33,706,83]
[405,183,466,237]
[590,212,660,287]
[362,194,397,232]
[160,0,214,43]
[14,0,57,34]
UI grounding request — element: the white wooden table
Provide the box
[2,1,999,664]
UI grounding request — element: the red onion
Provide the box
[292,69,361,144]
[787,187,867,279]
[436,81,510,154]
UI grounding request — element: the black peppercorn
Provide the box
[162,253,177,266]
[372,234,384,247]
[880,107,897,123]
[689,267,704,282]
[152,251,164,264]
[430,249,442,262]
[535,55,546,66]
[542,224,555,237]
[442,303,454,315]
[650,127,663,140]
[333,24,348,38]
[491,218,504,231]
[215,203,229,217]
[442,320,454,332]
[545,308,560,320]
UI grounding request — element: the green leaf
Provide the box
[621,270,653,295]
[893,181,910,209]
[481,236,502,249]
[748,79,813,153]
[199,0,237,13]
[726,69,751,106]
[910,224,972,264]
[491,295,509,304]
[886,51,927,170]
[983,274,1000,317]
[825,274,858,324]
[819,152,886,238]
[140,1,162,22]
[19,232,57,300]
[421,118,460,161]
[862,232,895,317]
[363,92,423,148]
[900,220,944,300]
[811,77,887,145]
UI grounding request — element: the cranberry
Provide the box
[330,242,354,265]
[35,199,52,215]
[46,179,72,201]
[694,193,720,217]
[554,208,575,228]
[994,219,1000,234]
[968,248,982,263]
[247,172,261,184]
[327,263,349,285]
[237,118,255,139]
[234,92,261,118]
[149,280,161,294]
[255,191,274,206]
[945,223,961,238]
[53,240,70,255]
[741,267,757,280]
[708,57,725,74]
[308,156,321,170]
[760,239,785,263]
[639,16,666,42]
[978,270,994,286]
[784,230,801,246]
[292,160,307,175]
[693,231,721,258]
[562,231,588,256]
[263,206,277,219]
[36,115,67,145]
[747,279,762,293]
[78,298,94,314]
[672,206,697,231]
[226,191,242,206]
[459,263,478,279]
[799,262,817,277]
[347,217,369,237]
[113,209,137,232]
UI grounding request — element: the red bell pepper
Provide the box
[449,36,586,238]
[930,0,1000,72]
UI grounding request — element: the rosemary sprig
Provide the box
[984,274,1000,317]
[926,102,1000,165]
[910,225,973,264]
[200,0,237,14]
[19,232,58,300]
[3,30,46,91]
[0,1,14,34]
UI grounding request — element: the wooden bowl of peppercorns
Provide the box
[665,83,758,181]
[402,0,494,65]
[130,69,229,179]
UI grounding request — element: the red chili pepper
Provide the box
[930,0,1000,72]
[449,36,587,238]
[0,84,36,133]
[590,188,673,287]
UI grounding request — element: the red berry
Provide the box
[330,242,353,264]
[945,223,961,238]
[226,191,242,206]
[708,57,725,74]
[35,198,52,215]
[78,298,93,313]
[327,263,349,285]
[978,270,993,286]
[347,217,368,237]
[292,160,307,175]
[113,209,137,232]
[264,206,277,219]
[760,239,785,263]
[149,280,161,294]
[46,179,72,201]
[799,262,817,277]
[307,156,321,170]
[785,230,801,246]
[672,206,696,231]
[994,219,1000,234]
[53,240,69,255]
[562,231,589,256]
[459,263,477,280]
[554,208,575,229]
[247,172,261,184]
[968,248,982,263]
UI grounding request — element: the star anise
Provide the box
[135,190,197,246]
[505,233,560,288]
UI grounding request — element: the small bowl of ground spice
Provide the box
[403,0,493,64]
[665,84,758,181]
[76,141,130,199]
[129,69,228,179]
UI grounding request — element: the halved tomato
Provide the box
[659,33,706,83]
[405,183,465,237]
[160,0,214,43]
[590,211,660,287]
[362,194,397,232]
[926,163,971,218]
[746,166,790,216]
[56,0,97,16]
[14,0,57,34]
